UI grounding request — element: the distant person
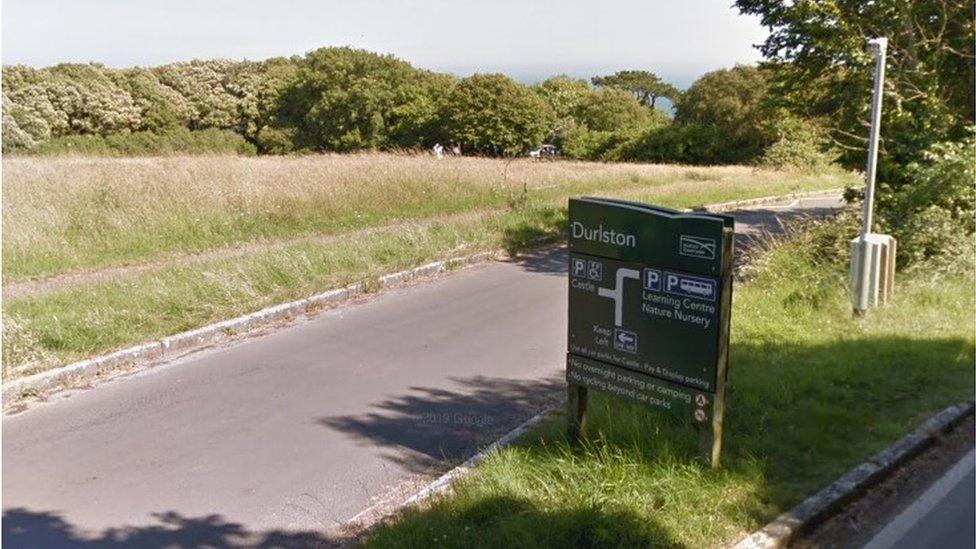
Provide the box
[451,143,461,156]
[433,143,444,159]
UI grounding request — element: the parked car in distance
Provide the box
[528,144,559,159]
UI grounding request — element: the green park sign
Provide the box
[566,197,734,467]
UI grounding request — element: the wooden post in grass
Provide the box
[567,381,588,442]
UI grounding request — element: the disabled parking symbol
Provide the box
[587,260,603,281]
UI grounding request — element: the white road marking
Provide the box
[862,448,976,549]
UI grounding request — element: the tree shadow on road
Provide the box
[503,246,567,277]
[318,374,565,474]
[2,508,341,548]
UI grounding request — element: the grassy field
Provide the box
[2,153,857,379]
[364,223,976,548]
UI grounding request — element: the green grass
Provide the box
[2,157,857,379]
[362,226,975,548]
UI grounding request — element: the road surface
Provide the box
[863,449,975,549]
[2,195,843,547]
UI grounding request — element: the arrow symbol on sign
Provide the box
[597,268,640,326]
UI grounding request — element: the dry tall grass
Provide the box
[2,153,854,282]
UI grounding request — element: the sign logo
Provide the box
[695,394,707,407]
[613,328,637,353]
[664,272,716,302]
[679,235,716,259]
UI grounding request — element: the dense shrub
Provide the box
[27,128,255,156]
[608,124,728,164]
[760,116,837,170]
[877,132,976,267]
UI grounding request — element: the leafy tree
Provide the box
[609,124,728,165]
[276,47,431,151]
[535,76,591,120]
[578,87,665,132]
[228,58,299,151]
[674,65,772,163]
[385,70,457,148]
[152,60,240,130]
[734,0,975,172]
[591,70,679,108]
[736,0,975,264]
[447,73,554,155]
[2,93,37,151]
[113,68,193,132]
[44,64,142,135]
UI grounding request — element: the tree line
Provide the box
[1,47,835,167]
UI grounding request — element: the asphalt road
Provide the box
[863,449,975,549]
[2,195,843,547]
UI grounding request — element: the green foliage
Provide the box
[609,124,728,164]
[577,88,659,132]
[151,60,240,130]
[2,93,37,151]
[734,0,975,175]
[674,65,771,163]
[878,132,976,267]
[760,116,838,170]
[534,76,590,120]
[735,0,975,266]
[26,128,255,156]
[277,47,436,151]
[534,76,592,149]
[534,76,671,160]
[592,70,680,109]
[447,73,554,155]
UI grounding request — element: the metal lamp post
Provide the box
[850,37,896,315]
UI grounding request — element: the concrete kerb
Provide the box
[2,251,498,404]
[343,402,564,539]
[1,190,841,405]
[402,403,562,507]
[731,398,975,549]
[700,188,845,214]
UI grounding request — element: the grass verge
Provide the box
[362,222,975,548]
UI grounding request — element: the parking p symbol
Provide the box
[643,268,661,291]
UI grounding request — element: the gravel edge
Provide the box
[731,398,976,549]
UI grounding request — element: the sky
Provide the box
[2,0,768,88]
